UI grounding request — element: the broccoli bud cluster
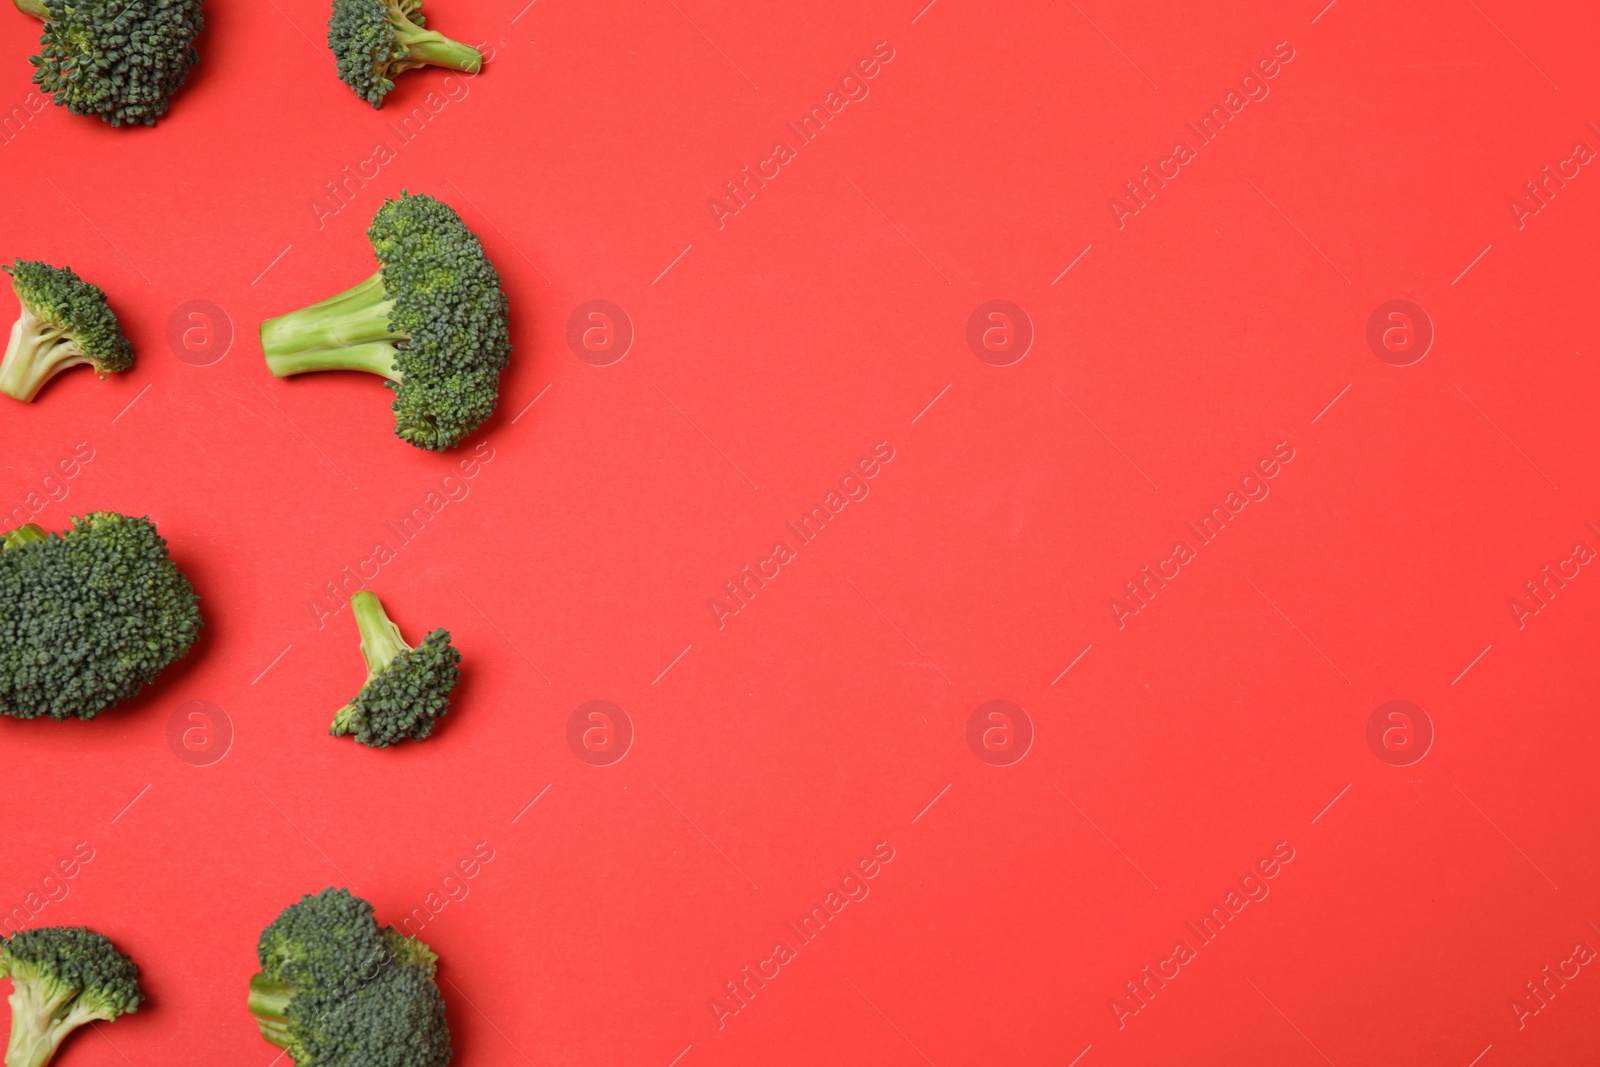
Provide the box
[0,513,202,721]
[0,926,143,1067]
[329,0,482,107]
[18,0,203,126]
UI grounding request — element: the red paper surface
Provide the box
[2,0,1599,1064]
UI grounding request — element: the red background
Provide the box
[3,0,1599,1064]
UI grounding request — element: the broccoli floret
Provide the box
[248,888,452,1067]
[12,0,201,126]
[260,191,511,451]
[0,927,142,1067]
[329,590,459,747]
[0,260,132,403]
[0,513,202,721]
[328,0,481,107]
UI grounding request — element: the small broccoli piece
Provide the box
[12,0,202,126]
[0,927,143,1067]
[248,888,452,1067]
[0,512,202,721]
[329,590,459,747]
[0,260,132,403]
[328,0,481,107]
[261,192,511,451]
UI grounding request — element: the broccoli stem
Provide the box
[245,974,294,1050]
[351,590,411,675]
[401,31,483,73]
[11,0,47,20]
[260,273,404,380]
[3,524,46,548]
[3,984,103,1067]
[1,308,87,402]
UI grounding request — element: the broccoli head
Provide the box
[0,926,142,1067]
[0,260,132,403]
[328,0,481,107]
[260,191,512,451]
[329,590,459,747]
[0,513,202,721]
[248,888,452,1067]
[12,0,202,126]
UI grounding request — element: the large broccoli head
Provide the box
[0,260,133,403]
[13,0,202,126]
[260,191,512,451]
[329,0,481,107]
[0,513,203,721]
[330,590,460,747]
[248,888,452,1067]
[0,926,143,1067]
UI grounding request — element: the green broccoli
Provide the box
[0,513,202,721]
[0,926,143,1067]
[260,191,511,451]
[12,0,202,126]
[248,888,452,1067]
[0,260,132,403]
[328,0,481,107]
[329,590,460,747]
